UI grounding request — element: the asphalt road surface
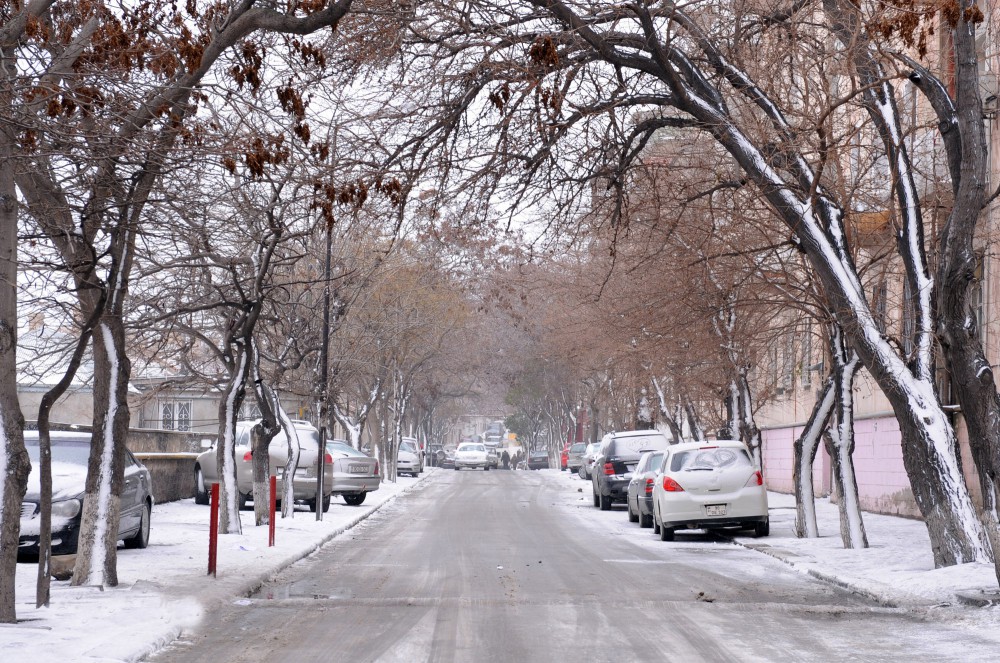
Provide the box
[148,469,999,662]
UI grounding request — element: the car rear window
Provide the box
[670,447,751,472]
[327,441,366,457]
[613,434,668,454]
[640,452,664,472]
[25,439,91,466]
[570,443,586,452]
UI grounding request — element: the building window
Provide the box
[800,320,813,388]
[161,401,192,431]
[239,401,262,421]
[873,279,888,333]
[161,403,173,430]
[177,401,191,432]
[902,277,915,357]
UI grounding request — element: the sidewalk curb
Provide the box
[732,540,902,608]
[954,590,1000,607]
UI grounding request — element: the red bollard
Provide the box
[208,483,219,577]
[269,475,277,547]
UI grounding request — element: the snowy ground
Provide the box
[5,466,1000,662]
[4,471,430,662]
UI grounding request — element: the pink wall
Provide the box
[761,426,829,496]
[762,416,921,518]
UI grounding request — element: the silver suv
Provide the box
[195,420,334,512]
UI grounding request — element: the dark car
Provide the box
[592,430,670,511]
[627,450,665,528]
[19,431,154,559]
[527,449,550,470]
[441,448,456,469]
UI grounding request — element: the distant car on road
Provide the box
[396,437,424,476]
[20,431,153,559]
[527,449,550,470]
[326,440,380,506]
[592,429,670,511]
[578,442,601,480]
[454,442,490,471]
[567,442,587,475]
[627,450,665,528]
[195,420,334,512]
[652,440,769,541]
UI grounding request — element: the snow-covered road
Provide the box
[7,466,1000,661]
[138,468,1000,662]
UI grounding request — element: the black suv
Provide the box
[592,430,670,510]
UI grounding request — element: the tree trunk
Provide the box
[0,140,28,622]
[793,376,834,539]
[737,371,763,470]
[825,333,867,549]
[275,402,302,518]
[721,381,739,440]
[72,317,131,587]
[216,343,250,535]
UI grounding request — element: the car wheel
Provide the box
[124,502,151,549]
[599,492,611,511]
[660,524,675,542]
[593,490,600,508]
[754,518,770,537]
[485,465,490,471]
[454,466,460,471]
[194,467,209,505]
[309,495,332,513]
[344,492,367,506]
[238,491,250,511]
[653,508,661,534]
[639,511,653,529]
[627,500,638,523]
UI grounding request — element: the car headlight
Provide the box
[51,499,82,519]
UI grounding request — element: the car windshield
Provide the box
[570,443,586,453]
[327,441,366,458]
[459,444,485,452]
[400,440,417,452]
[670,447,751,472]
[24,436,91,466]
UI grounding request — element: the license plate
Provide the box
[705,504,727,516]
[349,464,369,474]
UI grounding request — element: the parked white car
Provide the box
[396,437,424,476]
[454,442,490,471]
[651,440,769,541]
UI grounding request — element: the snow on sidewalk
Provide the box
[548,467,1000,619]
[3,470,434,662]
[734,491,1000,610]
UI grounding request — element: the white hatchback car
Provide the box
[454,442,490,471]
[651,440,768,541]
